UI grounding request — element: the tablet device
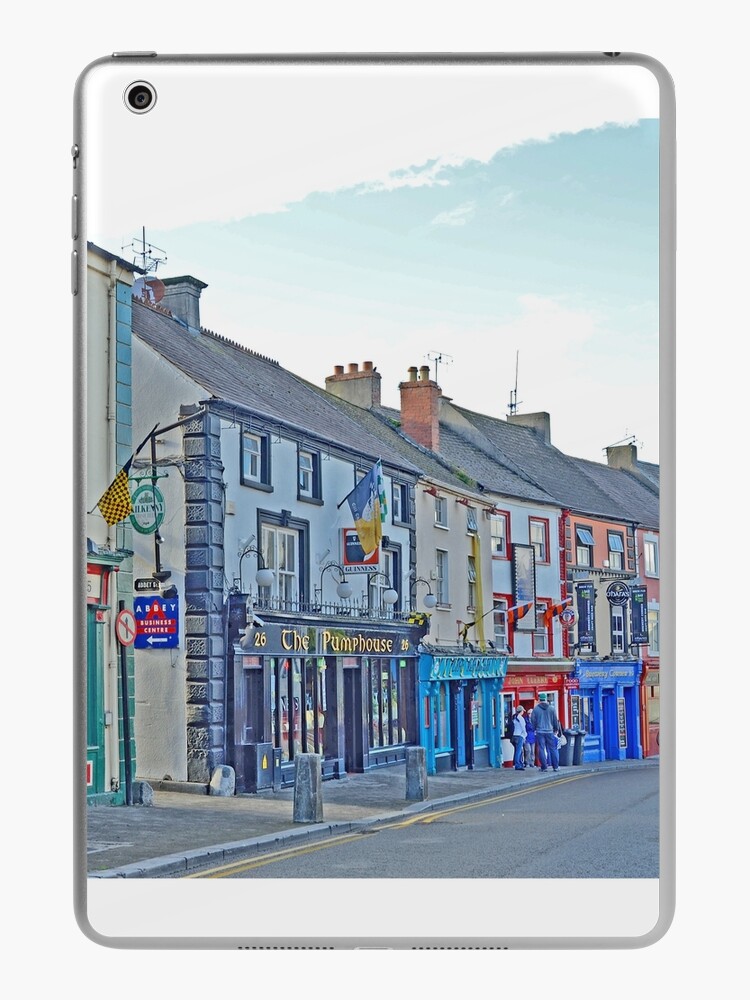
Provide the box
[74,52,675,949]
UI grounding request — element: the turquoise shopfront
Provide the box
[418,651,509,775]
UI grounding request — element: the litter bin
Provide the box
[557,729,575,766]
[572,728,586,765]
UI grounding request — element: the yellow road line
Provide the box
[187,771,594,878]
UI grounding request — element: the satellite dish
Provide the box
[145,277,166,303]
[132,276,166,304]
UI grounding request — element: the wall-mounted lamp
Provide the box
[411,575,437,609]
[239,543,275,591]
[369,571,398,606]
[317,561,352,601]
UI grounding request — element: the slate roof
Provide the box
[449,405,637,521]
[372,404,556,506]
[132,299,420,476]
[570,458,660,529]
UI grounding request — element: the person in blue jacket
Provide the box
[511,705,527,770]
[523,709,536,767]
[530,693,561,772]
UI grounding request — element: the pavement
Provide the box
[86,757,659,878]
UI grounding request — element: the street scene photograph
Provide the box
[83,60,662,887]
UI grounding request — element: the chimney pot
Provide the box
[363,361,374,371]
[419,365,431,381]
[334,365,344,376]
[348,363,359,374]
[408,366,419,382]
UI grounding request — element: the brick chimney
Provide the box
[325,361,382,409]
[606,442,638,471]
[507,411,551,444]
[399,365,441,451]
[160,275,208,335]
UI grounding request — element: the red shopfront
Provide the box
[500,668,578,766]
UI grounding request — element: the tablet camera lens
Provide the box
[125,82,156,114]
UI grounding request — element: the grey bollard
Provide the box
[209,764,235,796]
[293,753,324,823]
[405,746,428,801]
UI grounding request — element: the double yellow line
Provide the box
[187,771,592,879]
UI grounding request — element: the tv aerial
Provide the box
[427,351,453,382]
[123,226,167,276]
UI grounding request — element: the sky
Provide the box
[88,61,661,464]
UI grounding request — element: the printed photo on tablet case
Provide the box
[82,59,666,895]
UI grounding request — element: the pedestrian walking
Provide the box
[530,693,562,772]
[523,709,536,767]
[511,705,527,770]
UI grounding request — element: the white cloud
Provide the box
[431,201,476,226]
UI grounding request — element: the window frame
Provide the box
[435,548,450,606]
[607,530,624,571]
[490,510,510,559]
[610,603,627,654]
[644,538,659,578]
[467,554,477,611]
[434,496,448,529]
[575,524,595,566]
[493,595,511,652]
[466,505,478,534]
[391,481,410,526]
[297,446,322,503]
[240,428,272,491]
[529,516,550,564]
[532,598,553,655]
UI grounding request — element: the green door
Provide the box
[86,607,106,796]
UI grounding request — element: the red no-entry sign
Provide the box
[115,608,137,647]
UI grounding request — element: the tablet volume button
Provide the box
[72,195,78,240]
[72,250,78,296]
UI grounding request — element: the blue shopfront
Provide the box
[572,659,643,762]
[418,651,509,775]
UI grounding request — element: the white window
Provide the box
[434,496,448,528]
[242,432,262,482]
[298,450,314,496]
[493,599,508,649]
[576,526,594,566]
[490,512,509,557]
[529,518,548,563]
[532,602,550,654]
[392,482,409,523]
[261,525,298,606]
[607,531,624,570]
[644,539,659,577]
[648,609,660,654]
[436,549,449,604]
[466,506,478,534]
[610,605,626,654]
[467,555,477,609]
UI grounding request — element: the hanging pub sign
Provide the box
[341,528,380,572]
[512,543,536,631]
[129,483,166,535]
[576,581,596,647]
[630,585,649,645]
